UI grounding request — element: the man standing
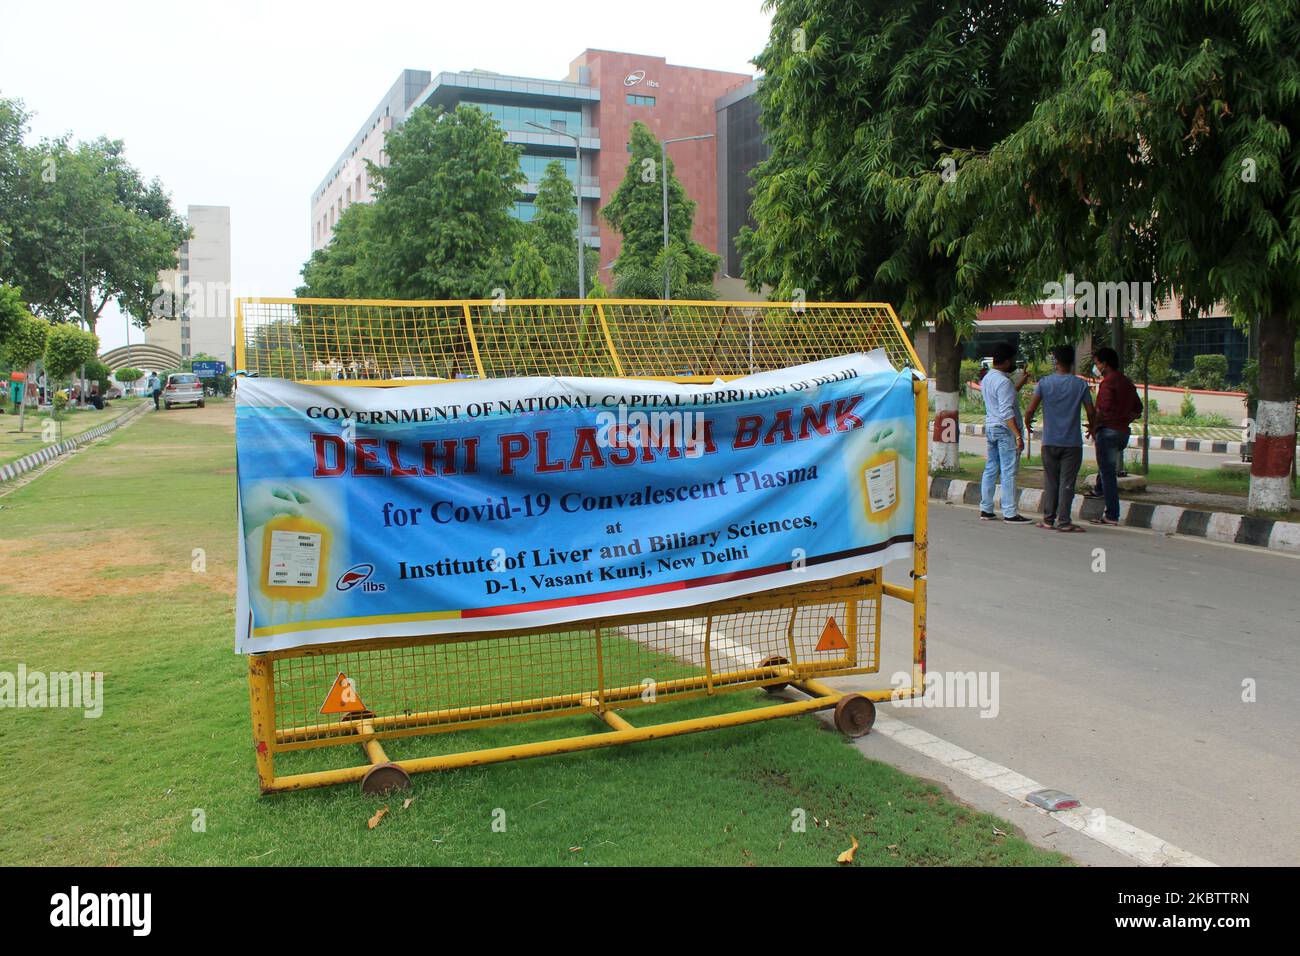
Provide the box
[1024,345,1095,532]
[1090,346,1143,526]
[979,343,1030,523]
[147,371,162,411]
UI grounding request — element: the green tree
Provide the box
[530,160,597,297]
[0,97,29,272]
[0,282,26,346]
[4,312,48,372]
[1,286,42,430]
[2,128,188,332]
[296,202,381,299]
[949,0,1300,511]
[43,323,98,415]
[739,0,1050,470]
[115,367,144,388]
[602,122,719,299]
[84,358,112,394]
[367,105,524,299]
[507,239,556,298]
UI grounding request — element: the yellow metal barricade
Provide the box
[237,298,929,794]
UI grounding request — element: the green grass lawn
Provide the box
[0,407,1066,867]
[0,396,143,466]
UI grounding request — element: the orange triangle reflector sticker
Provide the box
[320,672,367,715]
[816,617,848,652]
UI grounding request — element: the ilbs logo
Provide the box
[336,563,385,593]
[624,69,659,88]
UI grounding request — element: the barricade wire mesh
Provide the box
[238,298,922,382]
[269,575,882,749]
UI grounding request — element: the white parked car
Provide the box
[163,372,205,409]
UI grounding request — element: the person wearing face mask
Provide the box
[1089,346,1142,525]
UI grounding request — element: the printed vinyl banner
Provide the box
[234,353,919,653]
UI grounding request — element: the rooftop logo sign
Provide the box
[624,70,659,88]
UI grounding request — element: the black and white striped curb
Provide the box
[0,402,152,485]
[929,476,1300,555]
[953,421,1267,457]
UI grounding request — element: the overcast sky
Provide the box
[0,0,772,351]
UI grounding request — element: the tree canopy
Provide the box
[0,95,189,332]
[742,0,1050,324]
[741,0,1051,469]
[602,122,719,299]
[529,160,597,297]
[298,104,528,301]
[506,239,556,298]
[297,202,380,299]
[369,104,524,299]
[938,0,1300,509]
[43,322,99,381]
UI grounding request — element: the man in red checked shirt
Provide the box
[1089,346,1143,525]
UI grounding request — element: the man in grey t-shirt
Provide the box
[1023,344,1096,532]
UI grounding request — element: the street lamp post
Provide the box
[659,134,714,302]
[525,121,585,299]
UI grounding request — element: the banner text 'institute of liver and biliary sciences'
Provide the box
[234,352,919,652]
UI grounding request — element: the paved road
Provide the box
[829,504,1300,866]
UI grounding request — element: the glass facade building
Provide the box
[314,53,755,276]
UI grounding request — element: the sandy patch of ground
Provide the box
[150,400,234,432]
[0,536,236,601]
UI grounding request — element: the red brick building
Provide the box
[565,50,751,274]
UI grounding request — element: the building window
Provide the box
[467,101,581,135]
[510,201,537,221]
[626,94,656,106]
[519,153,578,182]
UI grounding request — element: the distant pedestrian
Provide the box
[147,371,162,410]
[1023,345,1095,532]
[979,342,1030,523]
[1089,346,1143,526]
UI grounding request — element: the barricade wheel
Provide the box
[361,761,411,796]
[760,656,790,694]
[833,694,875,738]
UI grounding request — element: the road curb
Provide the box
[955,421,1263,457]
[929,475,1300,555]
[0,402,152,486]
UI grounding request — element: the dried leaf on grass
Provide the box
[837,834,860,865]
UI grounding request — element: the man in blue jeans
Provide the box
[1090,346,1143,525]
[980,343,1030,523]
